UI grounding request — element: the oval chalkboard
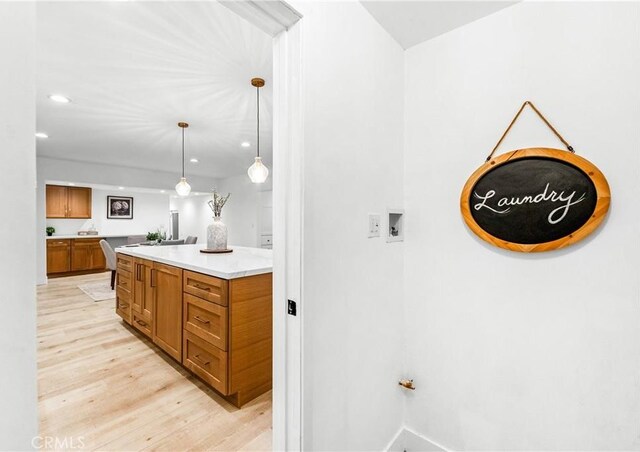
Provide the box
[460,148,610,252]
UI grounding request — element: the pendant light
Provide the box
[175,122,191,197]
[247,78,269,183]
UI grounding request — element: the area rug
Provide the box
[78,282,115,302]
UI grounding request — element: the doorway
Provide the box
[34,1,303,450]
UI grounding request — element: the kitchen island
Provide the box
[115,245,273,407]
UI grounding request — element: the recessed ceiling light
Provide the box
[49,94,71,103]
[160,190,166,193]
[35,132,48,139]
[190,158,198,163]
[194,192,200,196]
[68,182,75,186]
[118,186,124,190]
[241,141,251,148]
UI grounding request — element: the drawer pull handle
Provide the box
[119,303,128,309]
[194,315,210,324]
[192,282,211,291]
[136,319,147,327]
[193,354,210,365]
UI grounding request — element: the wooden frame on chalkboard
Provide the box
[460,148,610,252]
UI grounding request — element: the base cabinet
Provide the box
[71,238,106,272]
[152,263,183,361]
[115,252,272,407]
[183,330,228,394]
[127,258,183,363]
[46,240,71,274]
[47,237,106,276]
[115,255,133,323]
[132,258,154,324]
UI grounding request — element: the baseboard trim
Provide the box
[384,426,405,452]
[385,426,451,452]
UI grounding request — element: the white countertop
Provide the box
[115,244,273,280]
[46,234,144,240]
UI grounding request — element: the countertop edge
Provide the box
[115,247,273,280]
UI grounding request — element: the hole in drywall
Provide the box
[387,209,404,243]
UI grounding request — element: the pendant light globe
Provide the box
[175,122,191,196]
[175,177,191,197]
[248,156,269,183]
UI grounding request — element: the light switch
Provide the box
[368,214,381,238]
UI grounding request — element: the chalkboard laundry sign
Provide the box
[460,103,610,252]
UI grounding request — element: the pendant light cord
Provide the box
[181,126,185,178]
[256,85,260,158]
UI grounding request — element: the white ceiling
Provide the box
[360,1,518,49]
[37,1,272,179]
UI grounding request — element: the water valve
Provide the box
[398,379,415,390]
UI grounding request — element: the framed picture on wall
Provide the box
[107,196,133,219]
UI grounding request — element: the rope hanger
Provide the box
[485,101,574,162]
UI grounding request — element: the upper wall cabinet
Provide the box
[46,185,92,219]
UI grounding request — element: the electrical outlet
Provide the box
[368,214,381,238]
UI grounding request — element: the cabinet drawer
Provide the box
[115,291,131,324]
[74,238,101,244]
[183,331,227,394]
[47,239,71,247]
[117,269,132,293]
[131,312,152,338]
[183,271,228,306]
[184,293,228,350]
[116,285,130,302]
[116,254,133,272]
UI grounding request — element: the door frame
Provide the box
[272,18,304,451]
[222,1,305,449]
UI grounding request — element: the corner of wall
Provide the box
[385,427,450,452]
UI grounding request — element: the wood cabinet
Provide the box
[46,185,68,219]
[47,238,106,276]
[182,270,272,407]
[67,187,92,218]
[153,263,183,361]
[132,258,154,334]
[127,258,183,361]
[71,238,105,272]
[183,331,228,394]
[115,253,272,408]
[184,293,227,350]
[46,239,71,274]
[46,185,92,219]
[115,254,133,324]
[225,273,273,407]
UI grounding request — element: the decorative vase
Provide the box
[207,216,228,250]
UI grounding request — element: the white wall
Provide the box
[46,189,170,236]
[0,2,38,449]
[404,2,640,450]
[169,194,214,244]
[169,175,271,247]
[291,2,406,450]
[216,174,267,247]
[36,156,216,284]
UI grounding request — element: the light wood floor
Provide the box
[37,272,272,451]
